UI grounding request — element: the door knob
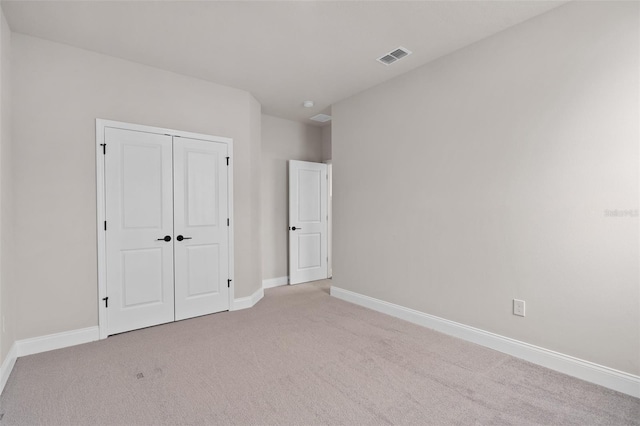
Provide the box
[289,226,302,231]
[177,235,192,241]
[157,235,171,242]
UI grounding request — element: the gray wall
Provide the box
[248,97,262,295]
[332,1,639,374]
[321,124,332,162]
[11,34,262,341]
[0,9,14,363]
[261,114,322,281]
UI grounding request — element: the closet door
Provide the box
[173,137,230,320]
[104,128,175,335]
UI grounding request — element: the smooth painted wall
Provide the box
[249,97,262,295]
[261,114,322,281]
[322,124,332,162]
[12,34,262,340]
[0,9,13,363]
[332,1,639,374]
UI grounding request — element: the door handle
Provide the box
[289,226,302,231]
[157,235,171,242]
[176,235,192,241]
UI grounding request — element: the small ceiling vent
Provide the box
[379,54,396,65]
[377,46,412,66]
[310,114,332,123]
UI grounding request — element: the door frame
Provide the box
[95,119,235,340]
[325,160,332,278]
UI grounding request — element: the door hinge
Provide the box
[227,279,232,288]
[100,143,106,155]
[104,221,107,231]
[227,218,230,227]
[102,297,109,308]
[226,157,230,166]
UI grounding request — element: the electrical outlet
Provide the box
[513,299,525,317]
[2,315,4,333]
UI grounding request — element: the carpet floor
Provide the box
[0,280,638,425]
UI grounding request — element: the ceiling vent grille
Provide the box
[377,46,412,66]
[310,114,332,123]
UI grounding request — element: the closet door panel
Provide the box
[104,127,175,335]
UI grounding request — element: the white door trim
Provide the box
[325,160,332,278]
[95,119,234,339]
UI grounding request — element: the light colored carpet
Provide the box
[1,280,638,425]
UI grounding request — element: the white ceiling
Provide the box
[1,0,568,126]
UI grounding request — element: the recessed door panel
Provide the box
[186,244,220,298]
[298,169,321,223]
[186,151,218,227]
[289,160,328,284]
[122,144,164,229]
[174,137,229,320]
[104,127,174,335]
[121,248,164,307]
[298,233,321,269]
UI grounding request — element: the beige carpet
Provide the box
[1,280,638,425]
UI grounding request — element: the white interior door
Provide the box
[289,160,328,284]
[173,137,229,320]
[102,124,231,335]
[104,127,175,335]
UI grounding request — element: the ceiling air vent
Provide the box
[377,46,412,66]
[310,114,332,123]
[379,54,396,65]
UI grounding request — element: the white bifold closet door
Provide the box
[104,127,229,336]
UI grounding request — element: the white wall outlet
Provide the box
[2,315,5,333]
[513,299,525,317]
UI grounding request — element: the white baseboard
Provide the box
[0,286,268,393]
[0,287,267,393]
[0,326,99,395]
[330,286,640,398]
[17,326,100,357]
[0,343,17,394]
[233,286,264,311]
[263,276,289,289]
